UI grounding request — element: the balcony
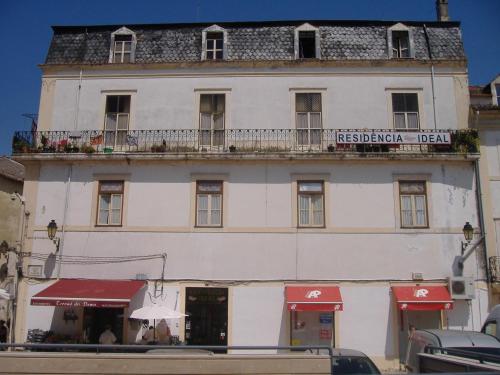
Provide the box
[490,257,500,283]
[12,129,479,160]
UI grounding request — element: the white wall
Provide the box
[48,67,460,133]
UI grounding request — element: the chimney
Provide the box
[436,0,450,21]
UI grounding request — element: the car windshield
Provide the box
[332,356,380,374]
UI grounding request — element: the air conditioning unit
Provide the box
[449,277,475,300]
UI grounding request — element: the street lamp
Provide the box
[46,220,60,252]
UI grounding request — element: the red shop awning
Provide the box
[392,285,453,311]
[31,279,145,308]
[286,285,343,312]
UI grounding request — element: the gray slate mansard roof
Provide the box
[45,20,465,65]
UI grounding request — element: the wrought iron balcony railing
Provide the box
[490,256,500,283]
[12,129,479,155]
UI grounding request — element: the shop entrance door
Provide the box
[398,310,441,363]
[83,307,124,344]
[185,287,228,351]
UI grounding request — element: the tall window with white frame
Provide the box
[399,181,428,228]
[97,181,124,226]
[392,93,419,130]
[104,95,130,149]
[496,84,500,105]
[206,32,224,60]
[196,181,223,227]
[296,93,322,147]
[391,31,410,58]
[113,35,132,63]
[200,94,225,147]
[298,181,324,228]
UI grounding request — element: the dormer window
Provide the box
[109,27,137,64]
[206,32,224,60]
[299,31,316,58]
[202,25,227,61]
[113,35,132,63]
[392,31,410,58]
[388,23,414,59]
[294,23,320,60]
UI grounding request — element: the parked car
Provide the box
[330,348,381,374]
[482,304,500,339]
[405,329,500,372]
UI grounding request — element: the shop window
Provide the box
[196,181,223,227]
[296,93,322,146]
[291,311,334,347]
[104,95,130,148]
[97,181,124,226]
[392,93,419,130]
[297,181,324,227]
[200,94,225,147]
[399,181,428,228]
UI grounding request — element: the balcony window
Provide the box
[296,93,322,146]
[104,95,130,148]
[200,94,225,147]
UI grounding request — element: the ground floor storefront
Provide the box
[17,279,489,372]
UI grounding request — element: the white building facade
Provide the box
[12,19,487,371]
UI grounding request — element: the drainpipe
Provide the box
[423,24,438,130]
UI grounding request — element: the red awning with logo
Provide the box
[31,279,145,308]
[392,285,453,311]
[286,285,343,312]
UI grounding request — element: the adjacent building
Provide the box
[470,76,500,306]
[11,8,488,371]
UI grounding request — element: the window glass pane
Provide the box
[392,93,418,112]
[215,51,223,59]
[394,113,406,129]
[400,196,413,227]
[297,129,308,145]
[100,181,123,193]
[118,96,131,113]
[407,113,419,129]
[198,195,208,210]
[106,96,119,113]
[207,51,214,60]
[117,113,129,130]
[310,129,321,145]
[299,182,323,192]
[211,210,221,225]
[299,210,309,226]
[415,195,427,226]
[115,35,132,42]
[215,39,223,49]
[197,210,208,225]
[98,210,109,225]
[400,181,425,194]
[299,195,310,226]
[213,113,224,129]
[200,113,212,130]
[198,182,222,193]
[310,94,321,112]
[310,113,322,129]
[312,196,324,225]
[105,113,117,130]
[296,93,308,112]
[122,53,131,63]
[99,195,111,209]
[296,113,308,129]
[211,195,221,210]
[110,209,121,225]
[111,194,122,210]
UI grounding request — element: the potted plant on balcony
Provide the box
[80,144,95,154]
[229,145,237,152]
[451,129,479,153]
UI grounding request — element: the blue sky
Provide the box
[1,0,499,156]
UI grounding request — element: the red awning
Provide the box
[286,285,343,312]
[31,279,145,308]
[392,285,453,311]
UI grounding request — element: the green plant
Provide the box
[80,144,95,154]
[451,129,479,153]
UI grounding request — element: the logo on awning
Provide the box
[305,290,322,299]
[414,288,429,298]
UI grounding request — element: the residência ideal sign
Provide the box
[336,131,451,145]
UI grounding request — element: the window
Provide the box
[200,94,225,147]
[206,32,224,60]
[495,84,500,106]
[97,181,124,226]
[298,181,324,227]
[392,93,419,129]
[196,181,223,227]
[109,27,136,63]
[113,35,132,63]
[296,93,322,146]
[298,31,316,58]
[399,181,428,228]
[104,95,130,148]
[392,31,410,58]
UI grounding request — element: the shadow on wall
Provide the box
[278,301,289,348]
[384,296,399,361]
[44,253,56,278]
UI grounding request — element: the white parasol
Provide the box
[0,288,11,300]
[130,305,187,320]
